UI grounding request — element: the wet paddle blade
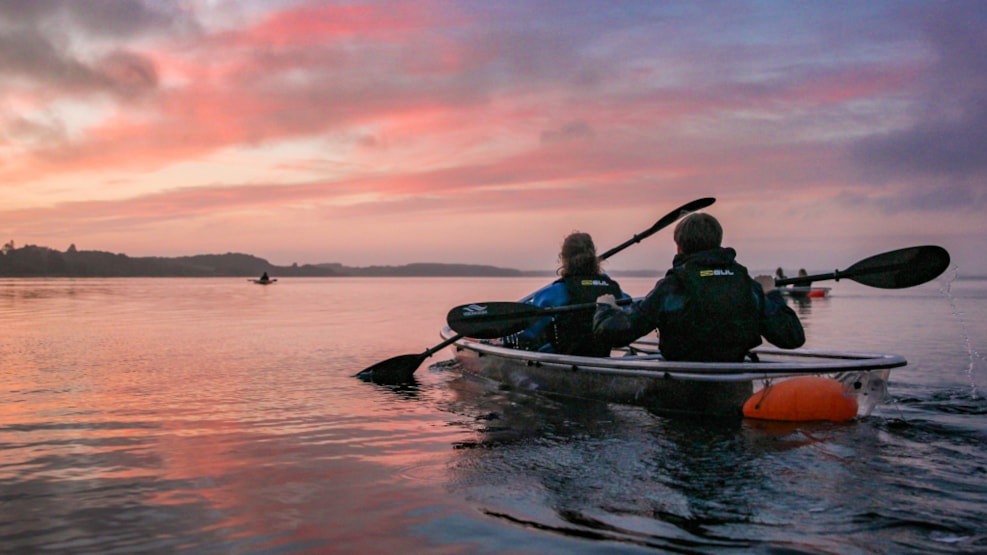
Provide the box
[354,352,425,383]
[355,333,463,382]
[843,245,950,289]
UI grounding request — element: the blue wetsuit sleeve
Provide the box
[517,283,568,347]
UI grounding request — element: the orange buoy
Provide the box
[807,289,827,298]
[743,376,858,422]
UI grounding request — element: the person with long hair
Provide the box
[507,231,629,356]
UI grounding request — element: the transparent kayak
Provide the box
[439,327,903,418]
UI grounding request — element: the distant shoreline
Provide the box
[1,243,664,278]
[3,243,976,279]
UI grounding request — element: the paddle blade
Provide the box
[355,353,425,383]
[843,245,950,289]
[447,302,548,339]
[598,197,715,260]
[649,197,716,234]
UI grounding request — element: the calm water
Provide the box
[1,275,985,554]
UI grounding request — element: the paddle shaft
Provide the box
[776,268,886,286]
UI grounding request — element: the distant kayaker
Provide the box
[774,266,792,289]
[505,231,630,356]
[594,213,805,362]
[260,272,270,282]
[798,268,811,287]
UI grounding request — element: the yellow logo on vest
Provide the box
[580,279,611,286]
[699,269,735,277]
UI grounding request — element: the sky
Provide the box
[1,0,985,276]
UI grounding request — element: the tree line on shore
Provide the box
[0,241,545,278]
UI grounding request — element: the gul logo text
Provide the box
[699,269,735,277]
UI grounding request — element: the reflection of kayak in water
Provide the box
[776,286,830,298]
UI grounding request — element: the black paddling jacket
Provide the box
[593,247,805,362]
[553,275,624,356]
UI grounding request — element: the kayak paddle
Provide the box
[355,197,716,383]
[448,245,951,340]
[774,245,950,289]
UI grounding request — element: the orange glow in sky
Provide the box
[1,1,984,274]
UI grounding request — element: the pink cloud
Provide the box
[235,3,444,45]
[1,1,982,273]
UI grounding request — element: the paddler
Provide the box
[593,213,804,362]
[797,268,811,287]
[505,231,630,356]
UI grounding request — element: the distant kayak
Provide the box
[249,278,277,284]
[777,286,830,298]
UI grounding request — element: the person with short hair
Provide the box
[508,231,629,356]
[594,213,804,362]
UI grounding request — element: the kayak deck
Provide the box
[440,327,905,381]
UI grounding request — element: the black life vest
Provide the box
[659,260,762,362]
[552,275,623,356]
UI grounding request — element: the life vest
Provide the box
[659,259,761,362]
[552,275,623,356]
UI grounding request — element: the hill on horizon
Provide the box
[0,242,566,278]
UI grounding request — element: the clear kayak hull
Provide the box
[439,327,904,418]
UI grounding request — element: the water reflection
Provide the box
[431,367,800,550]
[367,378,423,400]
[791,295,813,314]
[416,357,975,553]
[0,396,466,553]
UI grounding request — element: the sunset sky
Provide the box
[2,0,985,276]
